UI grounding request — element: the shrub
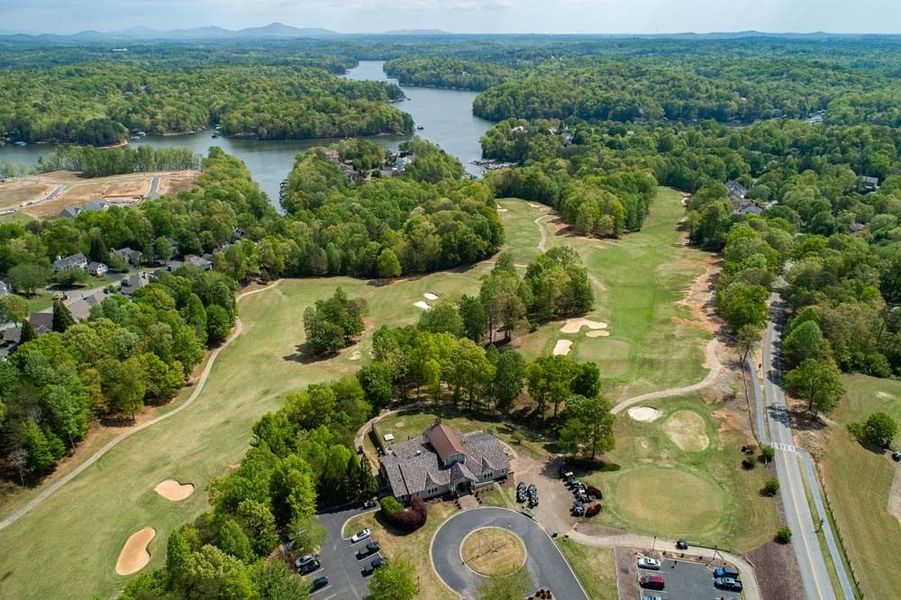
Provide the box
[584,503,602,517]
[383,496,427,532]
[512,430,525,445]
[775,527,792,544]
[861,412,898,448]
[585,484,603,500]
[759,445,775,463]
[762,478,780,496]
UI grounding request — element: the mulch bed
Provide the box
[747,540,805,600]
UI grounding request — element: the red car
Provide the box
[639,575,665,590]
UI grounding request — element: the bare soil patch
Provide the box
[0,181,53,209]
[627,406,663,422]
[153,479,194,501]
[115,527,155,575]
[553,339,573,356]
[747,541,805,600]
[663,411,710,452]
[560,318,608,334]
[674,257,722,335]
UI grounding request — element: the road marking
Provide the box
[772,442,796,453]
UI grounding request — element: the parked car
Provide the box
[571,503,585,516]
[639,575,665,590]
[561,470,574,480]
[311,576,328,591]
[893,450,901,462]
[675,539,688,550]
[357,541,381,559]
[362,497,378,509]
[351,528,371,543]
[715,577,743,592]
[642,596,663,600]
[637,556,662,570]
[713,566,740,579]
[295,554,320,574]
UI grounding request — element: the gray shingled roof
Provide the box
[380,428,510,498]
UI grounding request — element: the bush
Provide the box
[762,478,780,496]
[742,458,756,470]
[861,412,898,448]
[584,503,602,517]
[585,484,603,500]
[512,430,525,445]
[775,527,793,544]
[759,445,775,463]
[383,496,427,532]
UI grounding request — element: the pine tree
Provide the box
[51,299,75,333]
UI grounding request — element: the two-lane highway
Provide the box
[762,294,838,599]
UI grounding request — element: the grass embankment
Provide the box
[555,538,617,600]
[343,503,458,600]
[0,188,710,598]
[820,374,901,599]
[587,395,779,551]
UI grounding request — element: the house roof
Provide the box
[380,425,510,499]
[29,311,53,333]
[52,253,88,270]
[426,421,466,463]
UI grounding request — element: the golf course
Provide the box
[0,188,716,599]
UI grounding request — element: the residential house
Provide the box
[0,280,8,297]
[725,180,747,205]
[28,311,53,334]
[120,272,149,296]
[739,204,763,216]
[65,290,107,321]
[112,247,145,266]
[860,176,880,193]
[87,261,108,276]
[184,255,213,271]
[379,419,511,504]
[52,253,88,273]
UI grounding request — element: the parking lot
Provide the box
[637,556,742,599]
[312,504,384,599]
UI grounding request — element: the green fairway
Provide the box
[820,374,901,599]
[586,395,779,551]
[0,188,716,598]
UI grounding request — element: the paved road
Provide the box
[317,505,381,600]
[431,507,588,600]
[747,355,770,445]
[147,175,162,199]
[762,295,847,599]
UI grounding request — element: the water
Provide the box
[0,61,492,207]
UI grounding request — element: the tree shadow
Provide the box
[787,409,826,432]
[282,342,332,364]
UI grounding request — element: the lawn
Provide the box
[461,527,526,576]
[820,374,901,599]
[504,189,711,401]
[0,189,713,598]
[555,538,617,600]
[585,395,779,552]
[342,502,458,600]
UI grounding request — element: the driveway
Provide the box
[431,507,588,600]
[315,504,381,600]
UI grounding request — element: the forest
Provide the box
[0,63,410,144]
[37,145,201,177]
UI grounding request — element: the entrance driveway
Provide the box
[315,505,381,600]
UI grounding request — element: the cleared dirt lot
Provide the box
[0,170,199,218]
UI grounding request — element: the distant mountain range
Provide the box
[0,25,892,43]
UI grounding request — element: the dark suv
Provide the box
[356,541,381,559]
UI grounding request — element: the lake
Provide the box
[0,61,492,207]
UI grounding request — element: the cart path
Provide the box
[0,280,281,532]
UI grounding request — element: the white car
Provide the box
[351,528,371,543]
[637,556,662,570]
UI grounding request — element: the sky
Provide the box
[2,0,899,35]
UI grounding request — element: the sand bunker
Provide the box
[414,301,431,310]
[528,202,543,209]
[877,391,895,400]
[628,406,663,422]
[496,207,509,213]
[586,330,610,338]
[553,339,573,356]
[116,527,155,575]
[424,292,439,301]
[560,318,608,334]
[348,350,362,361]
[154,479,194,501]
[663,411,710,452]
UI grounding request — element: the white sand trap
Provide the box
[553,339,573,356]
[414,301,431,310]
[348,350,362,361]
[586,330,610,338]
[663,411,710,452]
[424,292,439,301]
[628,406,663,422]
[496,207,509,213]
[528,202,543,209]
[877,391,895,400]
[560,318,608,334]
[116,527,155,575]
[154,479,194,501]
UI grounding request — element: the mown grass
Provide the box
[555,538,617,600]
[0,188,713,598]
[820,374,901,599]
[585,395,779,552]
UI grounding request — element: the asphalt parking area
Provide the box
[638,557,740,599]
[314,505,381,600]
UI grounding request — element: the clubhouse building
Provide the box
[379,419,511,503]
